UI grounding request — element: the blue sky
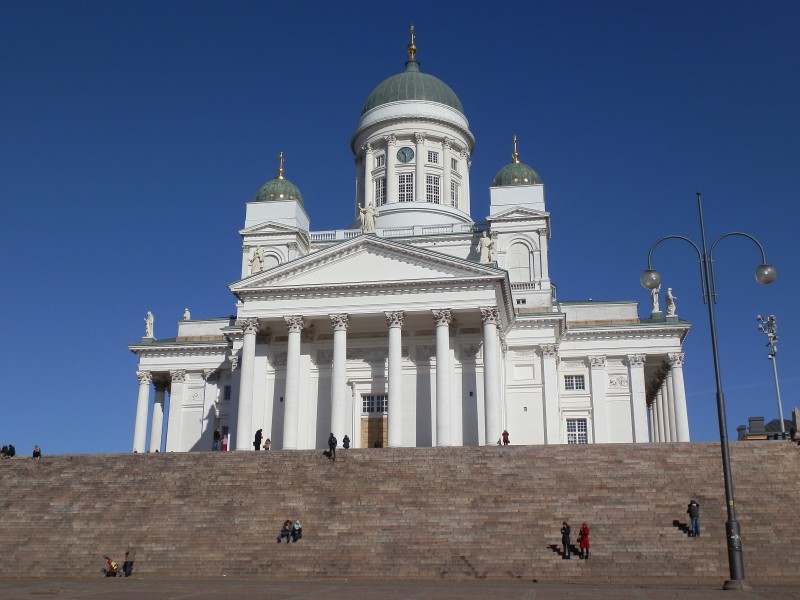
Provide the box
[1,1,797,455]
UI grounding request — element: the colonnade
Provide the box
[647,353,690,442]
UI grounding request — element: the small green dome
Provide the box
[361,59,464,116]
[492,137,542,186]
[492,161,542,186]
[255,177,304,205]
[255,152,304,206]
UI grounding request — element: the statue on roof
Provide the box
[360,200,378,234]
[650,284,661,313]
[477,231,495,264]
[666,287,678,317]
[249,247,265,274]
[144,311,154,339]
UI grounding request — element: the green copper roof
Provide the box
[361,59,464,116]
[255,176,304,206]
[492,161,542,187]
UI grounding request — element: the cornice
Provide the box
[129,342,229,358]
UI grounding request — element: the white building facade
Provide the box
[130,35,690,452]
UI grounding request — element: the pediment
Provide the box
[239,221,305,236]
[231,235,503,292]
[488,207,550,221]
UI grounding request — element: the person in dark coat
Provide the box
[560,521,571,559]
[253,429,263,451]
[212,429,221,451]
[687,499,700,537]
[328,433,337,460]
[502,430,510,445]
[342,435,350,449]
[578,522,590,559]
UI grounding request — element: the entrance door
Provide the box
[360,394,388,448]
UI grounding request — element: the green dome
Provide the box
[255,176,304,206]
[492,161,542,186]
[361,59,464,116]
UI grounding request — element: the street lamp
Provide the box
[756,314,785,436]
[640,192,776,590]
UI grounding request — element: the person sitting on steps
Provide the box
[291,519,302,542]
[277,520,292,543]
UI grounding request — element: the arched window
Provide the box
[264,254,280,270]
[507,242,531,282]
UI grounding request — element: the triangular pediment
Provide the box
[231,235,504,292]
[488,206,550,221]
[239,221,305,236]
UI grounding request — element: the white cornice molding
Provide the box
[129,342,229,358]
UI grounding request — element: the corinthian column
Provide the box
[665,369,677,442]
[363,144,374,208]
[481,307,502,445]
[165,370,185,452]
[414,132,426,202]
[133,370,152,453]
[149,380,167,453]
[235,317,259,451]
[627,354,649,442]
[330,314,349,439]
[433,309,453,446]
[385,134,397,203]
[442,138,453,207]
[589,356,608,443]
[283,316,304,449]
[541,344,560,444]
[386,311,405,447]
[669,353,690,442]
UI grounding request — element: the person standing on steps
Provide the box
[687,499,700,537]
[263,438,271,450]
[502,430,510,445]
[342,434,350,450]
[328,433,337,461]
[560,521,571,559]
[578,523,590,559]
[212,428,220,451]
[122,545,136,577]
[253,429,263,451]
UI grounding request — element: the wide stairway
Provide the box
[1,442,798,584]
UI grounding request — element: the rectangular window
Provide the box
[566,418,589,444]
[223,386,232,401]
[362,394,388,414]
[375,154,385,168]
[398,173,414,202]
[451,157,458,172]
[450,181,459,209]
[564,375,585,390]
[426,174,440,203]
[428,150,439,164]
[375,177,386,205]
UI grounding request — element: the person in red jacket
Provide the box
[578,522,590,559]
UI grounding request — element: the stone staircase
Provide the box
[0,442,798,584]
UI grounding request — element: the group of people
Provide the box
[101,546,136,577]
[253,429,271,451]
[1,444,16,458]
[326,433,351,460]
[560,521,590,560]
[276,519,303,543]
[212,429,229,451]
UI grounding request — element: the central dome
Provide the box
[361,59,464,116]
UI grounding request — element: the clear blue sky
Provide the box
[1,1,797,455]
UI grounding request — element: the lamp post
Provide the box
[640,192,776,590]
[756,314,785,436]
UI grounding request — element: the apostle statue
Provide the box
[650,284,661,313]
[360,200,378,233]
[183,308,191,321]
[249,247,265,275]
[144,311,154,338]
[665,287,678,317]
[477,231,495,264]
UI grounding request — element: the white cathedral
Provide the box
[130,32,690,453]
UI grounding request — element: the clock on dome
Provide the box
[397,147,415,163]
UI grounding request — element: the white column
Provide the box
[480,308,502,444]
[414,132,425,202]
[669,353,690,442]
[149,381,166,452]
[460,149,471,215]
[282,315,304,449]
[433,309,453,446]
[165,370,185,452]
[589,356,608,443]
[235,318,259,451]
[442,138,452,208]
[665,370,677,442]
[656,387,666,442]
[385,134,397,204]
[627,354,649,442]
[133,370,152,453]
[648,402,655,443]
[386,311,405,447]
[363,144,373,208]
[541,344,560,444]
[538,228,550,282]
[330,314,349,439]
